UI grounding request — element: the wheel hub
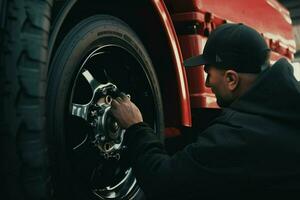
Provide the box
[66,41,159,199]
[87,83,126,160]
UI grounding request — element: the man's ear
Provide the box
[224,70,239,91]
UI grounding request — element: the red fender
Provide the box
[151,0,192,127]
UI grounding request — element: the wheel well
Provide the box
[50,0,182,127]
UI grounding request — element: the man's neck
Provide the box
[235,73,259,99]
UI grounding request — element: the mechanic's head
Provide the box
[184,23,270,107]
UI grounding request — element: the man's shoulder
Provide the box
[215,107,264,126]
[202,108,256,135]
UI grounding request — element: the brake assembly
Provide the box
[86,82,127,160]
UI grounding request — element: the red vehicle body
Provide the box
[1,0,297,199]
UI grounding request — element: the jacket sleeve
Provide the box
[124,122,248,199]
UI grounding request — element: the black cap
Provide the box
[184,23,270,73]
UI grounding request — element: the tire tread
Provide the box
[0,0,53,199]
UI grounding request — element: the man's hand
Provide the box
[110,93,143,129]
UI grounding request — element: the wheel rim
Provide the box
[65,44,158,199]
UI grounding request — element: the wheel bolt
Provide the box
[111,122,119,132]
[100,136,106,141]
[105,95,112,104]
[91,110,97,116]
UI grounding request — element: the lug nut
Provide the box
[91,110,97,117]
[111,122,119,132]
[115,153,120,160]
[104,143,111,151]
[105,95,112,104]
[100,136,106,141]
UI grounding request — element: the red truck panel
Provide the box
[165,0,296,109]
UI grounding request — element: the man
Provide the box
[111,23,300,199]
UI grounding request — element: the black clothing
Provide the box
[124,58,300,199]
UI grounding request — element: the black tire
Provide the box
[0,0,52,199]
[47,15,164,200]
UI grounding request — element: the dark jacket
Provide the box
[124,58,300,199]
